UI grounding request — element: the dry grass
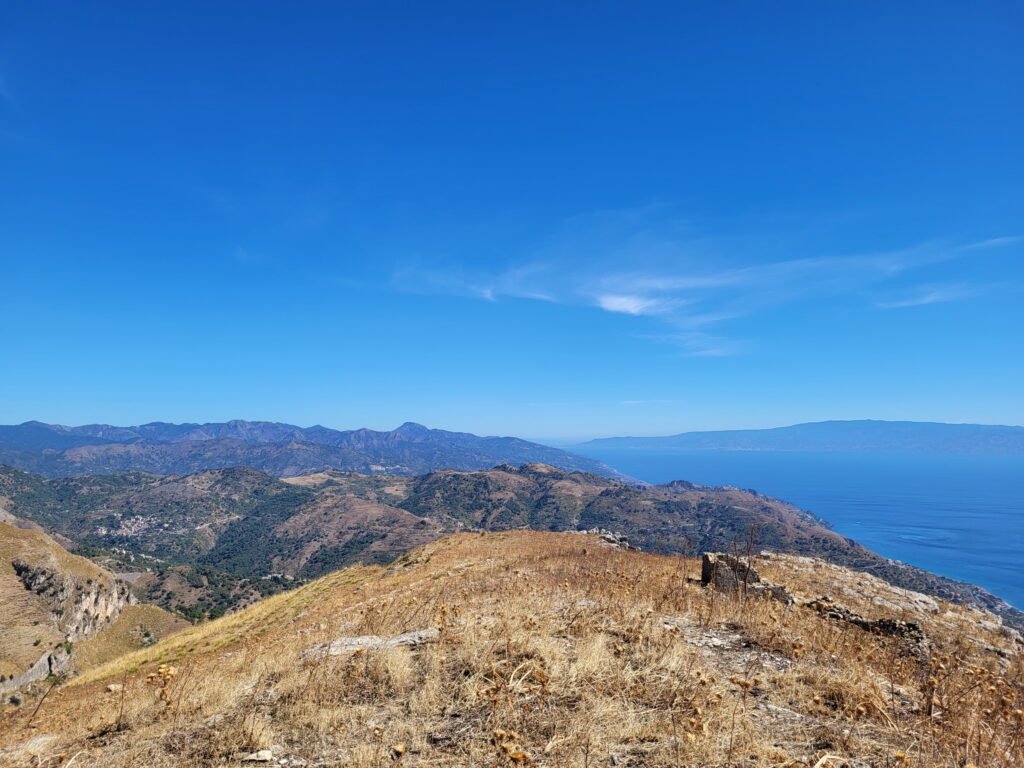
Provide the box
[1,531,1021,767]
[72,606,192,671]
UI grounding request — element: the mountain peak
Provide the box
[393,421,431,435]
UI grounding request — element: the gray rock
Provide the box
[0,734,58,760]
[577,528,640,551]
[302,627,439,660]
[755,702,807,721]
[807,596,931,660]
[0,647,74,695]
[241,749,274,762]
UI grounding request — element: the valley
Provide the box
[1,462,1019,630]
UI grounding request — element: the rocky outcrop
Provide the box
[302,628,439,660]
[11,559,135,642]
[1,647,73,697]
[577,529,640,551]
[808,596,931,660]
[2,553,135,695]
[701,553,793,604]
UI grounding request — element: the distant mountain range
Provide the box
[1,462,1018,628]
[578,419,1024,453]
[0,420,628,480]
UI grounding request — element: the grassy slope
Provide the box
[1,531,1021,768]
[302,466,1024,627]
[73,605,191,671]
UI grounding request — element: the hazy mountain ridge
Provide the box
[0,420,629,481]
[579,419,1024,453]
[1,462,1019,630]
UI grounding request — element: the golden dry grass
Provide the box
[0,531,1020,768]
[72,606,192,672]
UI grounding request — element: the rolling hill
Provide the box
[0,420,629,480]
[1,531,1020,767]
[1,462,1019,630]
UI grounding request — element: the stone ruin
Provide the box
[807,596,931,660]
[699,552,932,660]
[700,552,793,604]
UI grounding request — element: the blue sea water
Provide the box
[573,449,1024,609]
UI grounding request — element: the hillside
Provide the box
[0,522,187,695]
[579,419,1024,453]
[1,463,1019,631]
[0,420,629,480]
[1,531,1021,767]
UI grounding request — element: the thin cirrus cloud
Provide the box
[958,236,1021,251]
[392,212,1018,355]
[875,283,985,309]
[597,294,674,316]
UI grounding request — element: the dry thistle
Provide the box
[144,663,178,710]
[492,729,535,765]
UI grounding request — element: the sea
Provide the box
[571,448,1024,609]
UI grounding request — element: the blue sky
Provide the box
[1,1,1021,439]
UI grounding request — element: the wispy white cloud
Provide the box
[597,294,673,315]
[876,283,984,309]
[958,236,1021,251]
[391,208,1018,355]
[643,330,751,357]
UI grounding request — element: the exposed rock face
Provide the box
[701,553,794,604]
[11,559,135,642]
[703,552,932,661]
[2,534,136,694]
[1,646,73,695]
